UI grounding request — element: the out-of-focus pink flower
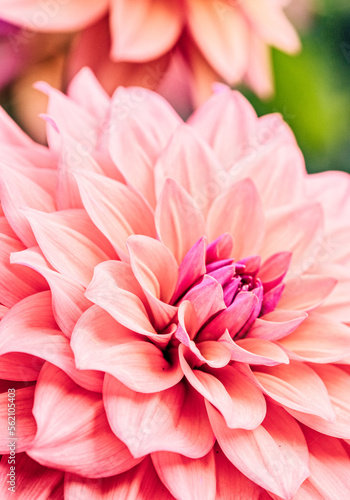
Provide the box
[0,0,301,100]
[0,69,349,499]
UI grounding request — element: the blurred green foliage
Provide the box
[242,0,350,173]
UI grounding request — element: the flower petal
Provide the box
[220,335,290,366]
[247,309,308,342]
[278,275,337,311]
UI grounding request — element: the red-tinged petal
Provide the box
[11,247,91,337]
[171,236,207,303]
[22,208,114,287]
[286,365,350,438]
[28,363,142,477]
[188,88,257,170]
[0,352,44,381]
[207,401,310,500]
[0,386,36,453]
[248,361,335,421]
[278,313,350,363]
[127,235,178,304]
[278,275,337,311]
[156,178,206,263]
[0,291,103,393]
[247,309,308,342]
[260,203,324,271]
[0,453,64,499]
[110,0,183,61]
[67,67,110,120]
[0,0,108,32]
[104,377,214,458]
[221,335,289,366]
[152,449,216,500]
[293,429,350,500]
[259,252,292,292]
[180,346,266,429]
[186,0,248,83]
[65,457,175,500]
[207,178,265,259]
[214,443,261,500]
[0,234,47,307]
[73,170,156,257]
[0,164,56,247]
[154,124,222,217]
[108,86,181,207]
[72,306,182,393]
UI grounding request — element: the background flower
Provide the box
[0,70,349,498]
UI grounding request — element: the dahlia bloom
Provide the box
[0,68,350,499]
[0,0,301,99]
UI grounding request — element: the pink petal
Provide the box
[108,86,181,207]
[156,178,206,263]
[278,313,350,363]
[180,346,266,429]
[0,386,36,453]
[259,251,292,292]
[207,178,265,259]
[72,305,183,393]
[207,401,310,499]
[65,457,175,500]
[0,234,48,307]
[110,0,183,61]
[0,291,103,393]
[220,335,290,366]
[206,233,234,263]
[11,247,91,337]
[0,453,63,499]
[247,309,308,341]
[104,377,214,458]
[316,264,350,323]
[22,208,114,287]
[246,361,335,420]
[188,88,257,170]
[152,449,216,500]
[73,169,156,258]
[28,363,142,477]
[0,0,109,31]
[278,275,337,311]
[0,352,44,381]
[287,365,350,439]
[67,67,110,120]
[214,443,261,500]
[154,124,222,217]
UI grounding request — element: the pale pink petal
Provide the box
[247,309,308,341]
[214,443,262,500]
[28,363,142,477]
[0,0,109,31]
[220,334,290,366]
[110,0,183,61]
[293,429,350,499]
[152,449,216,500]
[73,169,156,258]
[207,401,310,499]
[278,275,337,311]
[0,291,103,393]
[104,377,214,458]
[0,234,47,307]
[243,29,274,99]
[67,67,110,120]
[314,263,350,323]
[278,313,350,363]
[65,457,175,500]
[0,386,36,453]
[72,305,183,393]
[155,178,206,263]
[207,178,265,259]
[154,124,222,217]
[22,208,114,287]
[11,247,91,337]
[0,352,44,381]
[259,252,292,292]
[0,453,63,499]
[108,86,181,207]
[287,365,350,439]
[180,346,266,429]
[188,88,257,170]
[186,0,249,83]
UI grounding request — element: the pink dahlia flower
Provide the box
[0,69,350,499]
[0,0,301,100]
